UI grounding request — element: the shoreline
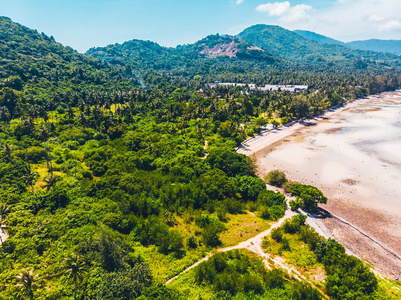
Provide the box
[237,90,401,280]
[235,92,391,156]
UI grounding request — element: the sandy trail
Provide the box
[166,208,296,285]
[166,203,335,293]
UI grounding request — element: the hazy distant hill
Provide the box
[293,29,401,56]
[293,30,344,46]
[346,39,401,55]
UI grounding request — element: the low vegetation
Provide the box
[264,170,288,187]
[263,215,401,300]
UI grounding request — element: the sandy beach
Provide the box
[237,90,401,279]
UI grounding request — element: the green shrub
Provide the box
[271,228,283,243]
[283,215,307,234]
[186,235,198,249]
[288,184,327,211]
[292,282,322,300]
[264,268,286,289]
[16,146,46,163]
[264,170,287,187]
[279,237,291,253]
[289,199,300,211]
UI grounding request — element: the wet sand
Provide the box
[238,90,401,279]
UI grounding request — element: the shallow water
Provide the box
[258,91,401,250]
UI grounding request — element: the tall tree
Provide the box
[15,269,40,300]
[62,254,87,300]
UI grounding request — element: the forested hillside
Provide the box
[293,30,344,46]
[86,34,279,81]
[1,17,401,299]
[0,17,135,100]
[238,24,401,68]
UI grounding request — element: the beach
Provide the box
[237,90,401,279]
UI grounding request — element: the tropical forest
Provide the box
[1,13,401,300]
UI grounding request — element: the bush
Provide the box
[82,170,93,179]
[292,282,322,300]
[271,228,283,243]
[96,264,152,300]
[186,235,198,249]
[283,215,307,234]
[289,199,300,211]
[202,223,222,247]
[259,205,270,219]
[236,175,266,201]
[288,184,327,211]
[264,268,286,289]
[223,198,243,214]
[264,170,287,187]
[16,146,46,163]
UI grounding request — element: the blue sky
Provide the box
[1,0,401,53]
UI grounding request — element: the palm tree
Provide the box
[1,143,13,162]
[38,125,52,173]
[22,164,39,192]
[37,125,49,142]
[63,254,87,300]
[16,268,40,300]
[43,173,60,191]
[67,106,75,121]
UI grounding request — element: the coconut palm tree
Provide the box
[43,173,60,191]
[1,143,13,162]
[22,164,39,192]
[16,268,40,300]
[37,125,52,173]
[63,254,87,300]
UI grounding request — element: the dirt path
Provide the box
[165,208,296,285]
[166,204,331,297]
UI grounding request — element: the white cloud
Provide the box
[281,4,312,23]
[236,0,244,5]
[369,14,384,22]
[256,1,290,16]
[379,20,401,31]
[262,0,401,41]
[256,1,312,23]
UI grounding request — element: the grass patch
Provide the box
[134,244,204,284]
[135,211,271,283]
[170,263,216,299]
[374,277,401,299]
[220,212,271,247]
[263,231,326,286]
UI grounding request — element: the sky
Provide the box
[1,0,401,53]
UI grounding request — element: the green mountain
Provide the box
[86,34,279,78]
[346,39,401,55]
[293,30,344,46]
[238,24,401,68]
[0,16,132,100]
